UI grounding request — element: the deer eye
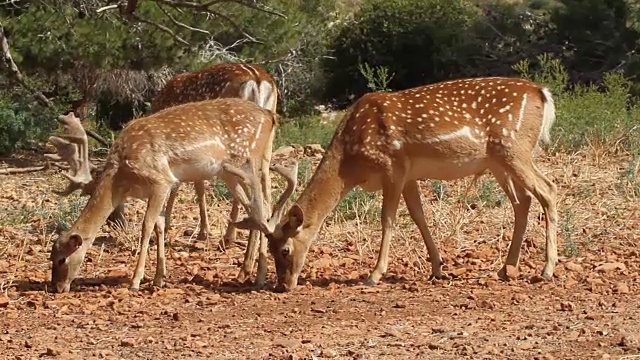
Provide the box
[281,247,291,257]
[57,257,66,266]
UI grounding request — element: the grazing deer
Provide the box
[151,62,278,285]
[50,63,279,285]
[231,77,558,292]
[49,98,285,293]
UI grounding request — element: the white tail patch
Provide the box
[240,80,259,104]
[258,81,276,112]
[427,126,480,144]
[515,93,528,131]
[538,87,556,145]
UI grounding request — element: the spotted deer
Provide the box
[230,76,558,292]
[150,62,278,285]
[50,63,279,286]
[49,98,291,293]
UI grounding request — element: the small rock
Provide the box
[382,328,402,338]
[618,334,637,347]
[321,348,339,358]
[274,339,300,349]
[0,295,9,308]
[120,338,136,347]
[560,302,575,311]
[45,347,61,356]
[529,275,546,284]
[303,144,324,157]
[273,145,297,157]
[595,262,626,273]
[183,229,194,237]
[586,313,603,321]
[615,282,630,294]
[172,312,181,321]
[564,262,583,272]
[451,267,468,277]
[519,341,534,350]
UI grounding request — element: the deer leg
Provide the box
[153,207,167,288]
[107,203,127,229]
[402,180,445,280]
[531,165,558,279]
[194,181,210,241]
[239,230,259,283]
[490,168,533,280]
[254,231,269,287]
[254,149,273,286]
[130,185,171,291]
[219,176,257,283]
[365,179,404,286]
[500,158,558,280]
[222,201,240,248]
[164,182,181,238]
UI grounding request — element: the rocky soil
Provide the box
[1,150,639,359]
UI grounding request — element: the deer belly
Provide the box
[169,159,224,183]
[409,157,488,181]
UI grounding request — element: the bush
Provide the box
[0,88,61,155]
[323,0,480,105]
[274,114,336,149]
[515,54,640,153]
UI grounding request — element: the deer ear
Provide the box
[65,234,83,252]
[287,205,304,230]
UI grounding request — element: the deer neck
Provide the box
[295,135,354,233]
[69,166,120,249]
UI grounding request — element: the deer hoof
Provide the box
[364,277,378,286]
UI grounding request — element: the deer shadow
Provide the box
[12,275,131,294]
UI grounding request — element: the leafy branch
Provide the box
[96,0,286,45]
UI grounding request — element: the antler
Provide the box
[222,158,299,234]
[44,112,95,196]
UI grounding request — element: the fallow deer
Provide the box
[150,62,278,286]
[49,98,292,293]
[231,76,558,292]
[50,63,279,285]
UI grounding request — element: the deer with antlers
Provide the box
[49,63,279,285]
[49,98,297,293]
[229,76,558,292]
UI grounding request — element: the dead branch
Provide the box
[0,25,110,148]
[129,12,190,45]
[156,3,210,35]
[0,26,54,108]
[0,164,48,175]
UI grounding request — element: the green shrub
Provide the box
[274,115,336,149]
[323,0,480,104]
[0,89,59,154]
[514,54,640,152]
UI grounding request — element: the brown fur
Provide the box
[50,98,277,293]
[258,77,558,291]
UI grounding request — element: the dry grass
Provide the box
[0,149,638,291]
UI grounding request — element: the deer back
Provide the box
[150,63,277,114]
[110,98,276,184]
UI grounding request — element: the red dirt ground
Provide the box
[1,150,639,359]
